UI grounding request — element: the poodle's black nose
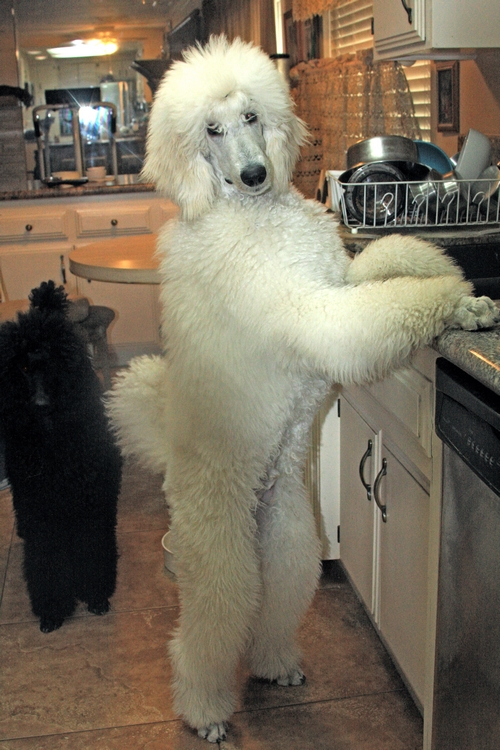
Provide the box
[241,165,267,187]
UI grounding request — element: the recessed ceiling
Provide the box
[14,0,198,48]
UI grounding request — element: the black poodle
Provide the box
[0,282,122,632]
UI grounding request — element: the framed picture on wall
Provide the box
[436,61,460,133]
[283,11,322,67]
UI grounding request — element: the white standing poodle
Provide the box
[108,36,499,742]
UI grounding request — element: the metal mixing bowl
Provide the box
[346,136,419,170]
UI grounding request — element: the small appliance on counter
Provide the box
[33,99,119,184]
[33,104,86,185]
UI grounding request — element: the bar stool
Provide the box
[0,296,115,391]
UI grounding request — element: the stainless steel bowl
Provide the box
[344,162,406,225]
[347,136,419,170]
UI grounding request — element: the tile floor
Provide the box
[0,459,423,749]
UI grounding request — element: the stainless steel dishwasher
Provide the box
[433,357,500,749]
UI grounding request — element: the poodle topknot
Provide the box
[29,279,69,313]
[142,35,308,219]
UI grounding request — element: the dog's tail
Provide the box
[106,354,171,474]
[29,281,69,314]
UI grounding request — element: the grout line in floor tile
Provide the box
[0,527,15,609]
[234,687,411,718]
[0,716,185,745]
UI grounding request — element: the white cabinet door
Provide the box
[378,445,430,706]
[340,397,378,614]
[373,0,425,56]
[374,0,500,58]
[0,247,73,299]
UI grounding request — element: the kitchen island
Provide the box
[0,185,177,365]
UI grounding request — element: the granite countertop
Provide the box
[0,178,156,201]
[435,323,500,396]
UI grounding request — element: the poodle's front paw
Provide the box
[450,295,500,331]
[197,722,228,743]
[276,668,306,687]
[39,616,64,633]
[87,596,111,616]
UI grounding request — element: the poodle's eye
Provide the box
[207,123,223,136]
[244,112,257,124]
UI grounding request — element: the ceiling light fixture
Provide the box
[47,39,118,59]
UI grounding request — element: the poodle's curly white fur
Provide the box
[108,36,499,742]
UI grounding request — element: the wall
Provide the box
[434,50,500,158]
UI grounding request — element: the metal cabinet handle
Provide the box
[25,224,33,232]
[359,439,373,501]
[373,458,388,522]
[401,0,412,24]
[111,218,118,226]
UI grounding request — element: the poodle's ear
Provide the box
[264,114,309,194]
[141,62,216,221]
[142,119,215,221]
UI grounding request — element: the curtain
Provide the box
[291,51,421,197]
[202,0,276,53]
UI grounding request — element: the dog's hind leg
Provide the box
[167,462,262,741]
[247,469,321,685]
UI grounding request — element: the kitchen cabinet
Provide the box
[0,192,178,364]
[339,348,437,710]
[373,0,500,60]
[377,445,430,705]
[339,398,377,612]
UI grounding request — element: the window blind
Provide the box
[328,1,431,141]
[402,60,432,141]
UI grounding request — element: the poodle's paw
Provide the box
[39,616,64,633]
[450,295,500,331]
[197,722,228,743]
[87,596,111,616]
[276,668,306,687]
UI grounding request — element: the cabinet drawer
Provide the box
[365,367,433,456]
[0,211,70,242]
[75,206,153,237]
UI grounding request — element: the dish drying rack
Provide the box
[327,171,500,233]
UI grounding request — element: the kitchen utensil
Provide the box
[470,164,500,202]
[346,136,418,170]
[455,128,492,181]
[409,168,441,220]
[413,141,453,176]
[436,172,463,221]
[344,162,406,224]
